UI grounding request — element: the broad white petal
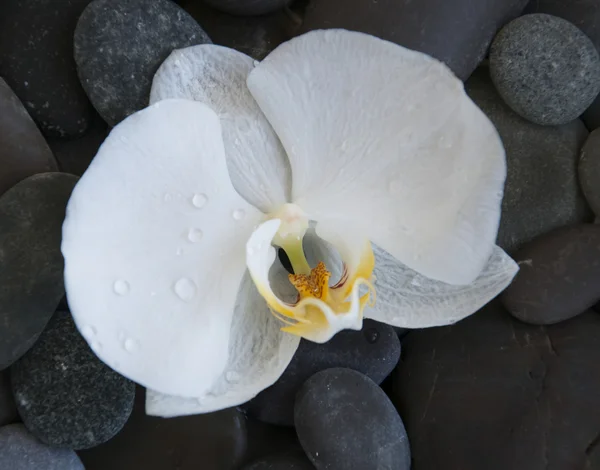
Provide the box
[247,29,506,285]
[62,99,262,398]
[365,244,518,328]
[151,45,291,213]
[146,261,300,417]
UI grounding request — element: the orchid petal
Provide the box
[62,99,262,398]
[151,45,291,213]
[247,29,506,285]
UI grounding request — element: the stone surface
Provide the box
[202,0,291,16]
[0,78,57,196]
[0,0,94,137]
[490,14,600,126]
[300,0,528,80]
[501,225,600,324]
[393,301,600,470]
[0,371,17,427]
[11,312,135,449]
[466,68,591,253]
[244,319,401,426]
[296,368,410,470]
[74,0,211,126]
[0,424,84,470]
[0,173,78,370]
[79,387,247,469]
[243,452,315,470]
[48,112,108,177]
[579,129,600,215]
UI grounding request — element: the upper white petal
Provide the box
[151,44,291,213]
[247,29,506,285]
[62,99,262,398]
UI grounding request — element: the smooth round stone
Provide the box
[0,371,18,427]
[11,312,135,449]
[0,0,93,137]
[466,68,591,253]
[202,0,290,16]
[579,129,600,215]
[501,225,600,324]
[74,0,211,126]
[490,14,600,126]
[296,368,410,470]
[393,301,600,470]
[300,0,528,80]
[243,452,314,470]
[0,424,84,470]
[0,78,58,196]
[244,319,401,426]
[79,387,246,470]
[0,173,78,370]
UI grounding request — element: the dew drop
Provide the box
[176,248,184,256]
[226,371,241,383]
[247,246,254,256]
[81,325,96,340]
[232,209,246,220]
[113,280,130,296]
[340,140,348,151]
[187,228,203,243]
[259,183,266,191]
[124,338,139,353]
[196,397,205,406]
[253,60,260,67]
[363,327,379,344]
[91,341,103,352]
[438,136,453,149]
[192,193,208,209]
[163,193,172,202]
[174,278,197,302]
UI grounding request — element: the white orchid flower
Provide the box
[61,30,518,417]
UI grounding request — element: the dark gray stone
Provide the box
[501,225,600,324]
[466,68,591,253]
[243,452,315,470]
[300,0,528,80]
[0,424,84,470]
[79,387,246,469]
[201,0,291,16]
[0,371,17,427]
[490,14,600,126]
[393,301,600,470]
[0,78,57,196]
[11,312,135,449]
[579,129,600,215]
[0,173,78,370]
[74,0,211,126]
[0,0,94,137]
[244,319,401,426]
[295,368,410,470]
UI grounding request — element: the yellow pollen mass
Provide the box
[288,262,331,300]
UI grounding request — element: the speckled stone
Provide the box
[0,424,84,470]
[0,0,94,137]
[295,368,410,470]
[11,312,135,449]
[201,0,290,16]
[393,301,600,470]
[490,14,600,126]
[0,371,17,427]
[74,0,211,126]
[466,68,591,252]
[244,319,401,426]
[0,78,57,196]
[0,173,78,370]
[579,129,600,215]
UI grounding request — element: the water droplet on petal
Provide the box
[91,341,103,352]
[253,60,260,67]
[176,248,184,256]
[340,140,347,151]
[124,338,139,353]
[113,280,130,296]
[174,278,197,302]
[247,246,254,256]
[196,397,205,406]
[259,183,266,191]
[163,192,172,202]
[192,193,208,209]
[187,228,203,243]
[438,135,453,149]
[232,209,245,220]
[226,371,241,383]
[81,325,96,340]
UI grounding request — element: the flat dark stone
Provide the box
[0,173,78,370]
[78,387,247,469]
[466,67,591,253]
[201,0,290,16]
[74,0,211,126]
[300,0,528,80]
[501,224,600,324]
[0,78,57,196]
[296,368,410,470]
[0,424,84,470]
[11,312,135,449]
[0,371,17,427]
[579,129,600,216]
[0,0,94,137]
[243,319,401,426]
[393,301,600,470]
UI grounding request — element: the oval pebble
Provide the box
[74,0,211,126]
[244,319,401,426]
[295,368,410,470]
[501,224,600,325]
[490,14,600,126]
[0,173,78,370]
[202,0,291,16]
[0,424,84,470]
[11,312,135,449]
